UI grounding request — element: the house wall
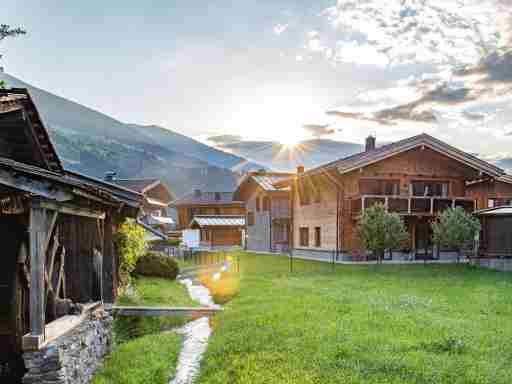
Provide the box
[292,146,481,260]
[246,188,270,252]
[210,227,243,247]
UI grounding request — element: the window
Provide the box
[488,198,512,208]
[299,227,309,247]
[247,211,255,226]
[359,179,399,195]
[200,229,210,241]
[256,197,260,211]
[411,181,449,197]
[214,192,221,201]
[314,227,321,247]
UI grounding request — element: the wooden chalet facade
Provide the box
[0,89,142,382]
[278,134,505,262]
[466,175,512,210]
[170,190,246,248]
[234,171,292,252]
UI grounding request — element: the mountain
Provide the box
[218,139,363,171]
[0,72,262,195]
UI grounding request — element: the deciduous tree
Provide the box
[431,207,480,262]
[358,204,409,263]
[0,24,26,87]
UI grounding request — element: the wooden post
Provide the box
[102,211,115,304]
[408,197,412,214]
[29,205,46,340]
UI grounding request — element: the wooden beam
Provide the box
[29,205,47,340]
[0,168,72,201]
[38,201,106,219]
[102,212,115,304]
[111,306,222,317]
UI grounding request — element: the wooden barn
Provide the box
[0,89,142,382]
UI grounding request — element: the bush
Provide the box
[114,220,147,286]
[151,239,181,247]
[135,251,179,280]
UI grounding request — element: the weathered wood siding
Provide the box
[467,180,512,209]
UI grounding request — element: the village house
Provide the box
[0,88,143,384]
[234,171,292,252]
[276,133,505,262]
[170,190,246,248]
[108,176,175,239]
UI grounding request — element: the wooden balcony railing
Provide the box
[350,195,476,217]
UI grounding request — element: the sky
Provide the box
[2,1,512,159]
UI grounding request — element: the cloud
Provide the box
[302,123,336,138]
[273,23,289,35]
[207,134,243,145]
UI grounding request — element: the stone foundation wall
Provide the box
[22,308,112,384]
[471,258,512,272]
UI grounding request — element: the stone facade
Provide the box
[22,308,112,384]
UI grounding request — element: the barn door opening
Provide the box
[0,216,28,383]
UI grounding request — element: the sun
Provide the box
[279,134,302,148]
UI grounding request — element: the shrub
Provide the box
[135,251,179,280]
[114,220,147,286]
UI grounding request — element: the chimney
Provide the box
[297,165,305,174]
[194,189,202,198]
[104,171,117,182]
[365,135,376,152]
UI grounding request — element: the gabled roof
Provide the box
[235,172,292,195]
[111,178,161,194]
[300,133,504,179]
[170,191,244,207]
[190,215,245,227]
[0,88,63,173]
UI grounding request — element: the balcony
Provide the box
[350,195,476,217]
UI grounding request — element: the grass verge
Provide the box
[92,332,181,384]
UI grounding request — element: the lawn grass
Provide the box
[114,276,196,344]
[93,276,195,384]
[117,276,198,307]
[92,332,182,384]
[197,252,512,384]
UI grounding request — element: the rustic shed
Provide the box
[0,89,142,383]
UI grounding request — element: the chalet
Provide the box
[277,134,505,262]
[170,190,246,248]
[109,176,175,238]
[0,89,142,383]
[234,171,292,252]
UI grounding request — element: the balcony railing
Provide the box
[351,195,476,217]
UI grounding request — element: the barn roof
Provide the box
[0,88,143,214]
[190,215,245,227]
[0,88,63,172]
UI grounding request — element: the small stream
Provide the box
[169,277,220,384]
